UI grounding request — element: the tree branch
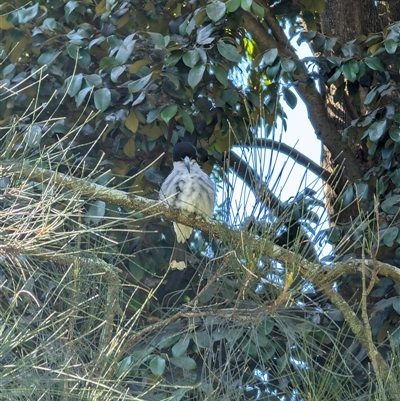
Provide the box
[242,9,365,184]
[226,138,334,213]
[226,150,283,213]
[6,160,400,280]
[250,138,332,183]
[4,160,396,374]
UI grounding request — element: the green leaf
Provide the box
[382,227,399,247]
[23,125,42,148]
[244,340,259,358]
[66,73,83,97]
[170,388,189,401]
[364,87,378,105]
[67,28,90,45]
[158,333,181,349]
[94,88,111,112]
[197,47,208,64]
[266,62,280,78]
[77,50,91,69]
[99,56,119,72]
[365,56,385,71]
[211,65,228,88]
[115,37,136,64]
[128,260,145,282]
[193,331,212,348]
[41,18,57,31]
[67,43,80,60]
[2,63,15,78]
[366,119,387,142]
[354,181,369,201]
[263,319,274,335]
[147,107,163,124]
[169,356,197,370]
[393,297,400,315]
[107,35,123,49]
[37,50,61,67]
[64,1,79,23]
[111,66,125,83]
[89,36,106,49]
[182,50,200,68]
[118,356,132,374]
[180,108,194,133]
[149,355,166,376]
[17,3,39,24]
[282,87,297,109]
[313,33,326,49]
[128,73,153,93]
[277,356,288,374]
[341,60,359,82]
[341,43,357,57]
[86,74,102,87]
[280,59,296,73]
[381,195,400,214]
[327,227,341,244]
[75,86,92,107]
[148,32,166,49]
[166,51,183,67]
[221,88,239,106]
[324,37,337,51]
[390,169,400,186]
[251,1,264,18]
[241,0,253,11]
[161,104,178,124]
[390,129,400,143]
[161,72,180,90]
[370,277,394,297]
[364,32,383,46]
[261,341,276,360]
[172,336,191,357]
[338,185,354,208]
[188,64,205,88]
[196,24,215,45]
[217,41,242,62]
[253,331,269,347]
[206,1,226,22]
[384,39,398,54]
[226,0,241,12]
[262,48,278,66]
[326,68,341,85]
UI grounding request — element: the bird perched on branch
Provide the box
[159,142,215,270]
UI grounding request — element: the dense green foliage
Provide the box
[2,0,400,400]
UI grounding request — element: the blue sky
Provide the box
[228,37,322,213]
[223,38,330,255]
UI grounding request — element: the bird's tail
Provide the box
[170,240,188,270]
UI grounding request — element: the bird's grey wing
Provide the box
[159,172,176,201]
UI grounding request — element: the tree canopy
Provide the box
[2,0,400,400]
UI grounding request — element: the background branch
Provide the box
[250,138,332,183]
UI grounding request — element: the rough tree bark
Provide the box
[320,0,398,223]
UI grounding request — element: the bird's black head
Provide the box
[172,142,197,162]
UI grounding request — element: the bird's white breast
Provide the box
[160,161,215,217]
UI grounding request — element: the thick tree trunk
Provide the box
[320,0,384,223]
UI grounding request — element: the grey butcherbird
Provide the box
[159,142,215,270]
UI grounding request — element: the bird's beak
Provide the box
[184,156,191,173]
